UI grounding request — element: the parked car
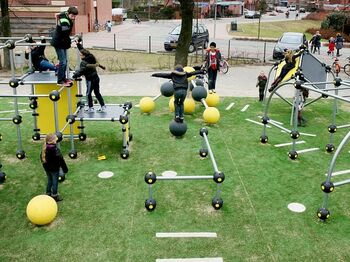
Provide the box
[244,10,261,19]
[299,7,306,13]
[164,24,209,53]
[273,32,307,60]
[289,5,297,11]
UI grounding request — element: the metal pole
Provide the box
[263,42,266,63]
[258,16,261,40]
[149,36,151,54]
[202,132,219,172]
[227,40,231,60]
[114,34,116,50]
[157,175,213,180]
[214,1,217,39]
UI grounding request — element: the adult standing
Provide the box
[50,6,78,86]
[204,42,221,93]
[335,33,344,57]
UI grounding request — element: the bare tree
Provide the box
[1,0,11,70]
[174,0,194,67]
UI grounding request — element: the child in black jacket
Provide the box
[25,38,56,72]
[152,65,203,122]
[40,133,68,202]
[73,46,106,113]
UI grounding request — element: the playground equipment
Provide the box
[26,195,58,225]
[144,127,224,211]
[192,84,221,124]
[0,35,133,159]
[169,119,187,137]
[0,163,6,184]
[317,130,350,220]
[259,50,350,159]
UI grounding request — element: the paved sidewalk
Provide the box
[1,63,350,98]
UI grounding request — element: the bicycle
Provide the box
[93,23,106,32]
[343,56,350,76]
[219,57,229,74]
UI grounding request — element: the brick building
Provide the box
[5,0,112,36]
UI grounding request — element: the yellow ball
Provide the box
[184,66,196,81]
[203,107,220,124]
[205,92,220,107]
[168,96,175,112]
[139,97,155,113]
[184,97,196,114]
[26,195,58,225]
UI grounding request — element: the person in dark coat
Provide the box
[256,71,267,101]
[73,44,106,113]
[25,37,56,72]
[50,6,78,86]
[269,48,303,92]
[310,31,321,54]
[203,42,222,93]
[335,33,344,57]
[151,65,203,122]
[40,133,68,202]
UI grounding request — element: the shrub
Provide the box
[321,12,348,31]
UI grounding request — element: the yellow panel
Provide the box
[275,57,301,82]
[35,82,79,135]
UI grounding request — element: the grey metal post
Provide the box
[53,101,60,149]
[149,36,151,54]
[227,39,231,60]
[114,34,117,50]
[66,86,76,152]
[263,42,266,63]
[202,132,219,173]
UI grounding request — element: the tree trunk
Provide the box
[175,0,194,67]
[1,0,12,70]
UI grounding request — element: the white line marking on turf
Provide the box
[156,232,217,238]
[296,148,319,154]
[246,118,271,128]
[325,169,350,177]
[0,109,31,114]
[225,102,234,110]
[9,102,28,105]
[241,104,249,112]
[274,141,306,147]
[156,258,223,262]
[257,116,283,125]
[299,132,316,137]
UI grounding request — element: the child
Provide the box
[25,37,56,72]
[203,42,222,93]
[40,133,68,202]
[50,6,78,87]
[151,65,203,122]
[297,88,308,127]
[256,71,267,101]
[328,37,335,57]
[269,48,303,92]
[73,47,106,113]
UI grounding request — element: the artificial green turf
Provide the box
[0,96,350,261]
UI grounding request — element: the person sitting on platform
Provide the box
[151,65,203,123]
[25,37,56,72]
[269,48,304,92]
[73,48,106,113]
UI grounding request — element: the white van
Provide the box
[112,8,127,20]
[289,5,296,11]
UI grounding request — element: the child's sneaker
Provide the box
[97,106,107,112]
[84,107,94,113]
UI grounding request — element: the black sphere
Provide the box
[213,171,225,183]
[49,90,60,101]
[317,207,330,221]
[325,143,335,153]
[16,150,26,160]
[58,172,66,183]
[261,116,269,124]
[145,198,157,211]
[144,171,157,184]
[260,135,268,144]
[69,149,78,159]
[199,148,208,157]
[78,133,87,141]
[160,82,174,97]
[288,150,298,160]
[192,86,207,101]
[32,132,41,141]
[321,181,335,193]
[169,120,188,137]
[290,130,300,139]
[328,124,337,133]
[212,197,223,210]
[120,149,129,159]
[0,171,6,184]
[55,132,63,142]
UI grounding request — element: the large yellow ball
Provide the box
[205,92,220,107]
[184,97,196,114]
[184,66,196,81]
[168,96,175,112]
[26,195,58,225]
[203,107,220,124]
[139,97,155,113]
